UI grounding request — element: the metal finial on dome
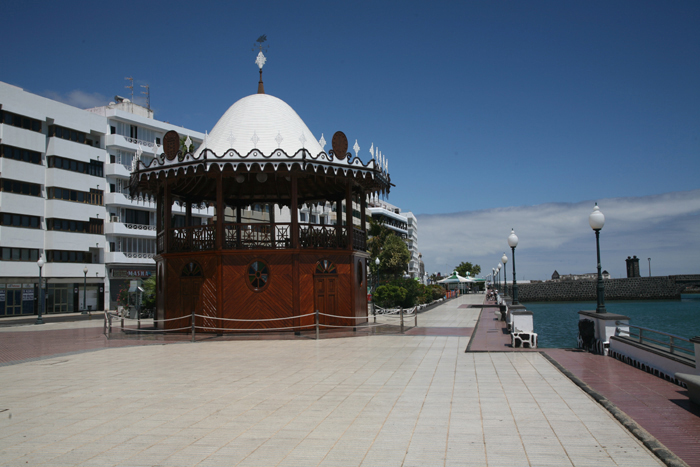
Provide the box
[253,35,268,94]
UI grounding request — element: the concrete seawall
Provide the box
[518,275,700,302]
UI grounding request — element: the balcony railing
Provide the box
[163,223,366,253]
[299,224,346,249]
[170,225,216,253]
[224,223,291,249]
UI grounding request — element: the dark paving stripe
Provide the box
[404,327,473,336]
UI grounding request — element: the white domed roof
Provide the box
[196,93,324,158]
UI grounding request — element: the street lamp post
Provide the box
[589,203,607,314]
[508,229,519,304]
[496,263,501,293]
[648,258,651,277]
[501,252,508,297]
[36,257,45,325]
[82,266,88,314]
[492,268,496,290]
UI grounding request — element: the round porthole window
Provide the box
[247,260,270,292]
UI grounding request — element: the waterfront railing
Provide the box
[615,321,695,362]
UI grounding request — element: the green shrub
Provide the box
[374,284,407,308]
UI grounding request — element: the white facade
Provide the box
[0,81,209,315]
[367,199,420,279]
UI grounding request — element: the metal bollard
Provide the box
[373,301,376,323]
[414,306,418,327]
[191,309,196,343]
[400,307,404,334]
[315,309,320,340]
[108,313,112,337]
[103,312,107,336]
[138,312,141,330]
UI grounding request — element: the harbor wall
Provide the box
[517,275,699,302]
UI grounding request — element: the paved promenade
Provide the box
[0,296,669,466]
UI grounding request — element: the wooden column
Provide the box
[360,190,366,235]
[163,182,172,253]
[335,197,343,247]
[185,199,192,248]
[346,181,353,251]
[216,173,223,250]
[236,205,242,249]
[291,175,299,249]
[270,203,276,249]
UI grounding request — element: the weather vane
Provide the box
[253,34,268,69]
[253,35,268,93]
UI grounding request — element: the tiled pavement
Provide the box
[0,295,667,466]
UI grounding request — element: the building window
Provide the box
[47,156,103,177]
[182,262,202,277]
[0,111,42,133]
[315,260,337,275]
[0,179,41,197]
[0,247,39,261]
[125,209,150,226]
[299,212,307,223]
[46,218,103,234]
[1,213,40,229]
[48,125,91,145]
[46,250,93,263]
[247,260,269,291]
[46,187,103,206]
[0,145,42,165]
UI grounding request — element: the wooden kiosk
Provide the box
[130,85,391,333]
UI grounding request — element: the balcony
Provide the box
[105,192,156,210]
[105,251,156,265]
[105,134,157,154]
[105,222,157,237]
[105,163,132,178]
[160,223,366,254]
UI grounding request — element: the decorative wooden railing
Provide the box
[164,223,366,253]
[170,225,216,252]
[353,228,366,251]
[299,225,346,249]
[157,231,164,254]
[223,223,291,250]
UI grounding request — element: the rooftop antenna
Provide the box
[140,84,150,110]
[252,35,268,94]
[125,77,134,102]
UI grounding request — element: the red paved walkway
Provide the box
[466,301,514,351]
[0,326,177,365]
[544,348,700,467]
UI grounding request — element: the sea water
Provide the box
[524,295,700,348]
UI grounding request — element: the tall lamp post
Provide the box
[501,252,508,297]
[496,263,501,293]
[508,229,519,304]
[36,257,45,325]
[82,266,88,314]
[492,268,496,290]
[589,203,607,314]
[648,258,651,277]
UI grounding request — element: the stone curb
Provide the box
[540,351,690,467]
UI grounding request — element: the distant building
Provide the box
[367,198,420,279]
[550,271,610,281]
[626,256,640,278]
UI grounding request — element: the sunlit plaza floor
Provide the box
[0,295,664,466]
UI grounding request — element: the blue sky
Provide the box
[3,1,699,279]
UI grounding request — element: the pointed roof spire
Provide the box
[253,35,268,94]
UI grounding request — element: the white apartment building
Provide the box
[367,198,420,279]
[0,81,209,316]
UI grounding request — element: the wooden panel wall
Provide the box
[160,250,368,332]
